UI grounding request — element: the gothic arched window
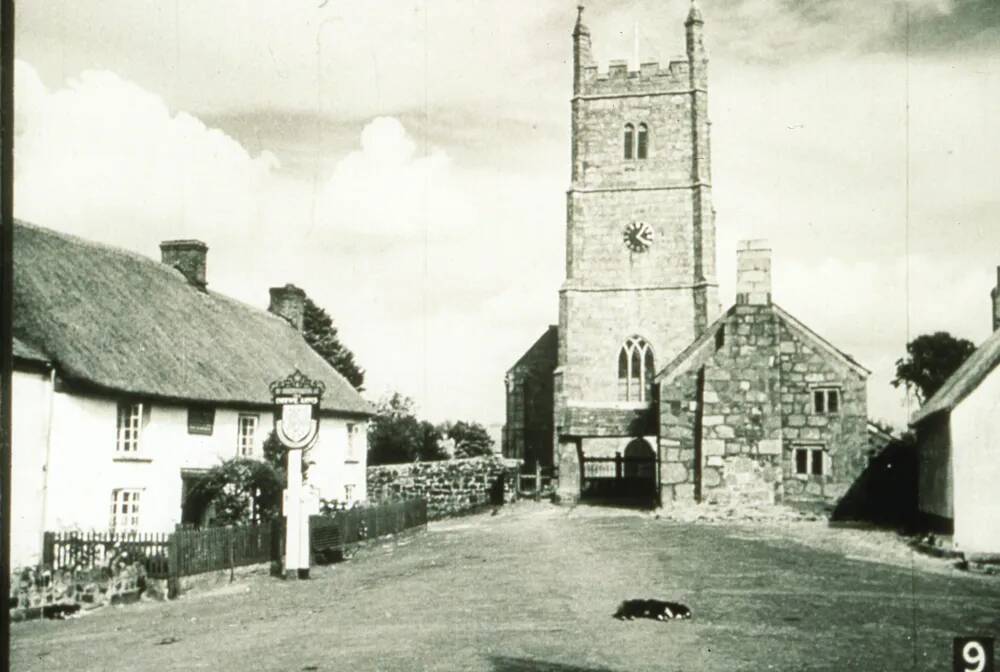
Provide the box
[617,336,655,402]
[637,123,649,159]
[624,124,635,160]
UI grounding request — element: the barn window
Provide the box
[624,124,635,160]
[813,388,841,414]
[637,123,649,159]
[617,337,655,402]
[794,447,826,477]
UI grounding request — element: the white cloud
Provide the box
[13,61,563,423]
[14,60,279,253]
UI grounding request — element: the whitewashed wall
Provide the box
[11,379,368,567]
[11,370,54,568]
[951,367,1000,555]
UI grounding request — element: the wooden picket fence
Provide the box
[169,521,275,578]
[312,498,428,553]
[41,499,428,587]
[42,531,172,578]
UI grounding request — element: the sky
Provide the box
[13,0,1000,430]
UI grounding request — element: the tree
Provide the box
[892,331,976,404]
[367,393,451,465]
[367,393,424,465]
[442,420,495,459]
[302,294,365,391]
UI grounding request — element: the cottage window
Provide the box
[345,484,355,503]
[794,447,826,477]
[116,402,146,453]
[346,423,359,462]
[617,337,655,402]
[637,123,649,159]
[624,124,635,160]
[187,407,215,435]
[813,388,840,414]
[110,489,142,533]
[238,414,258,457]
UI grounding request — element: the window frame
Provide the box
[346,422,359,463]
[617,336,655,403]
[109,488,142,534]
[812,387,841,415]
[116,401,146,454]
[793,445,827,478]
[237,414,259,457]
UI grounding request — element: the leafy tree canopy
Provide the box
[367,393,461,465]
[441,420,495,459]
[892,331,976,404]
[302,294,365,391]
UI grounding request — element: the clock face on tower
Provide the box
[622,221,654,253]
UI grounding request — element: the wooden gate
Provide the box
[580,451,658,504]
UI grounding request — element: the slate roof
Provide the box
[655,303,870,385]
[13,220,373,416]
[910,328,1000,426]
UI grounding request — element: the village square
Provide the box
[7,1,1000,670]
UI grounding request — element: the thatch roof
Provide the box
[13,336,52,366]
[13,220,372,416]
[910,328,1000,426]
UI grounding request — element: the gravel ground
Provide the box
[10,502,1000,672]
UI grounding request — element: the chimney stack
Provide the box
[160,240,208,291]
[269,284,306,332]
[735,239,772,306]
[992,266,1000,331]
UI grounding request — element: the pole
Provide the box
[284,447,304,579]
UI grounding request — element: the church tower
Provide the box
[554,2,720,495]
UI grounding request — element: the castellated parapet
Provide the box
[579,58,694,98]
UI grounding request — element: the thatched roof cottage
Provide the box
[11,220,373,567]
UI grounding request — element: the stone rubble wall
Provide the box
[9,562,147,622]
[659,304,869,507]
[367,456,519,520]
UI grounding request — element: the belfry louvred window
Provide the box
[624,123,635,159]
[618,337,655,402]
[637,123,648,159]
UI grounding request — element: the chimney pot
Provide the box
[160,240,208,290]
[269,284,307,332]
[735,239,772,306]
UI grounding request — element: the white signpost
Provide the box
[270,370,325,580]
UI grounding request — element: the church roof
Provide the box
[13,220,373,416]
[910,328,1000,426]
[655,302,869,385]
[507,325,558,376]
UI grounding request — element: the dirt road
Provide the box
[10,503,1000,671]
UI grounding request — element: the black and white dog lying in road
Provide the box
[614,599,692,622]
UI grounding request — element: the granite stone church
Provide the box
[504,2,871,508]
